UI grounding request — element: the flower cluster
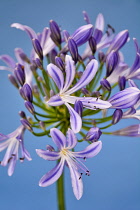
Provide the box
[0,11,140,201]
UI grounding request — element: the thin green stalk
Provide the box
[57,172,65,210]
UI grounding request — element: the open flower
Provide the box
[46,55,111,133]
[0,125,32,176]
[36,128,102,200]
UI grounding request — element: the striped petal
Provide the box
[74,141,102,159]
[36,149,60,161]
[8,155,17,176]
[39,159,65,187]
[47,95,64,106]
[66,128,77,149]
[81,97,112,109]
[0,55,16,69]
[65,103,82,133]
[95,13,104,32]
[109,87,140,109]
[65,59,98,95]
[67,161,83,200]
[61,55,75,93]
[50,128,67,149]
[11,23,37,40]
[112,124,140,137]
[47,64,64,91]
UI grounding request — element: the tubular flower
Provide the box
[36,128,102,200]
[0,125,32,176]
[46,55,111,133]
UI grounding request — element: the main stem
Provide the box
[57,172,66,210]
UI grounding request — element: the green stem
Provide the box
[57,172,65,210]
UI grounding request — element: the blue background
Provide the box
[0,0,140,209]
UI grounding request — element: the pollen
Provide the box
[60,148,68,156]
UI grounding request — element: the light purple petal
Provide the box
[74,141,102,159]
[0,55,16,68]
[65,103,82,133]
[66,59,98,95]
[128,79,138,88]
[112,124,140,137]
[1,141,17,166]
[47,64,64,90]
[95,13,104,32]
[50,128,67,149]
[66,128,77,149]
[14,48,25,65]
[0,133,8,141]
[11,23,37,40]
[47,95,64,106]
[67,161,83,200]
[36,149,60,161]
[40,27,50,48]
[61,55,75,93]
[39,159,65,187]
[8,155,17,176]
[81,97,112,109]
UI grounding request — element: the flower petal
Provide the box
[74,141,102,159]
[81,97,112,109]
[47,95,64,106]
[95,13,104,32]
[11,23,37,40]
[112,124,140,137]
[39,159,65,187]
[65,59,98,95]
[0,55,16,69]
[65,103,82,133]
[50,128,67,149]
[67,161,83,200]
[8,155,17,176]
[61,55,75,93]
[36,149,60,161]
[66,128,77,149]
[47,64,64,90]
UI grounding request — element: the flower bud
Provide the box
[49,49,57,64]
[119,76,126,90]
[49,20,61,46]
[24,101,35,115]
[23,83,33,102]
[33,58,43,69]
[112,109,123,124]
[63,30,70,42]
[55,56,65,71]
[74,101,83,117]
[19,111,26,119]
[14,63,25,86]
[20,118,33,132]
[68,37,78,63]
[39,121,46,131]
[106,51,119,77]
[88,36,96,54]
[19,87,26,100]
[46,145,55,151]
[85,127,102,142]
[8,74,19,88]
[32,39,43,60]
[15,48,30,63]
[72,24,93,46]
[98,51,105,63]
[100,78,111,91]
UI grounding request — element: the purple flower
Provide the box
[111,124,140,137]
[46,55,111,133]
[122,99,140,120]
[0,125,32,176]
[36,128,102,200]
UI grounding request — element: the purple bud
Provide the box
[33,58,43,69]
[49,20,61,46]
[14,64,25,86]
[32,39,43,60]
[85,127,102,142]
[19,111,26,118]
[68,37,78,63]
[82,11,91,24]
[19,87,26,100]
[72,24,93,46]
[24,101,35,114]
[74,101,83,117]
[63,30,70,42]
[8,74,19,88]
[98,51,105,63]
[100,78,111,91]
[88,37,96,54]
[15,48,30,63]
[32,85,39,98]
[55,56,65,71]
[30,64,37,73]
[92,91,101,98]
[93,29,103,44]
[81,88,90,96]
[49,49,58,64]
[46,145,55,151]
[20,118,33,132]
[112,109,123,124]
[106,51,119,77]
[39,121,45,130]
[23,83,33,102]
[108,30,129,53]
[119,76,126,90]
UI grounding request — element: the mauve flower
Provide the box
[0,125,32,176]
[36,128,102,200]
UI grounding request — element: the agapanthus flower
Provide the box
[0,125,32,176]
[46,55,111,133]
[36,128,102,200]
